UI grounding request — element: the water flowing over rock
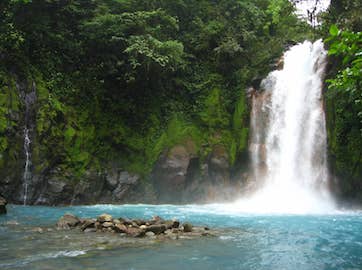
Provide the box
[237,40,335,214]
[20,82,36,205]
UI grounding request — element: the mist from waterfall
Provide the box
[234,40,335,214]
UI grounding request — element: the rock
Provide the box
[119,217,133,225]
[111,171,140,201]
[140,225,147,230]
[102,222,113,228]
[0,196,7,214]
[146,224,167,235]
[164,229,172,235]
[114,224,128,233]
[151,143,196,203]
[56,214,80,229]
[126,227,145,237]
[97,213,113,223]
[95,221,102,231]
[165,219,180,229]
[113,219,121,225]
[183,223,193,232]
[132,219,147,226]
[80,219,96,231]
[145,231,155,237]
[150,216,164,225]
[84,228,97,233]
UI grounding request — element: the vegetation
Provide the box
[0,0,312,179]
[322,0,362,200]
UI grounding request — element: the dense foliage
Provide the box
[322,0,362,200]
[0,0,311,179]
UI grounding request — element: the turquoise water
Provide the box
[1,204,362,270]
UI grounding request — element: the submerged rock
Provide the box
[0,196,7,214]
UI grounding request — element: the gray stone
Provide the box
[146,224,167,235]
[145,231,155,237]
[56,214,80,229]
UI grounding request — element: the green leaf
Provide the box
[329,25,339,36]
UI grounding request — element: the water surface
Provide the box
[1,204,361,270]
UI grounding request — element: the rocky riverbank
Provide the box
[56,213,214,240]
[0,195,7,214]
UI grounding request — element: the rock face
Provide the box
[56,213,215,239]
[0,195,7,214]
[151,143,195,203]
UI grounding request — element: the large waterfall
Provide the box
[236,40,335,214]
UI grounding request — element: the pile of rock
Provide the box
[0,195,7,214]
[56,213,212,239]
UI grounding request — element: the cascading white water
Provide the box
[21,83,36,205]
[235,40,335,214]
[22,127,31,205]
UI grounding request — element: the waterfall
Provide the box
[21,82,36,205]
[22,127,31,205]
[236,40,335,214]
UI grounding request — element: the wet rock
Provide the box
[113,219,121,225]
[102,222,113,228]
[151,143,196,203]
[0,196,7,214]
[84,228,97,233]
[133,219,147,226]
[145,231,155,237]
[165,219,180,229]
[146,224,167,235]
[56,213,215,240]
[56,214,80,229]
[80,219,96,231]
[183,223,193,232]
[150,216,164,225]
[114,223,128,233]
[97,213,112,223]
[126,227,145,237]
[119,217,133,225]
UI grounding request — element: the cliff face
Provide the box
[0,72,248,205]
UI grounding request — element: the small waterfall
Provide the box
[22,127,31,205]
[21,82,36,205]
[236,40,335,214]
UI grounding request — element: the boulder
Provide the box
[80,219,96,231]
[56,214,80,229]
[183,223,193,232]
[102,222,113,228]
[97,213,113,223]
[165,219,180,229]
[0,196,7,214]
[145,231,155,237]
[146,224,167,235]
[114,223,128,233]
[126,227,145,237]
